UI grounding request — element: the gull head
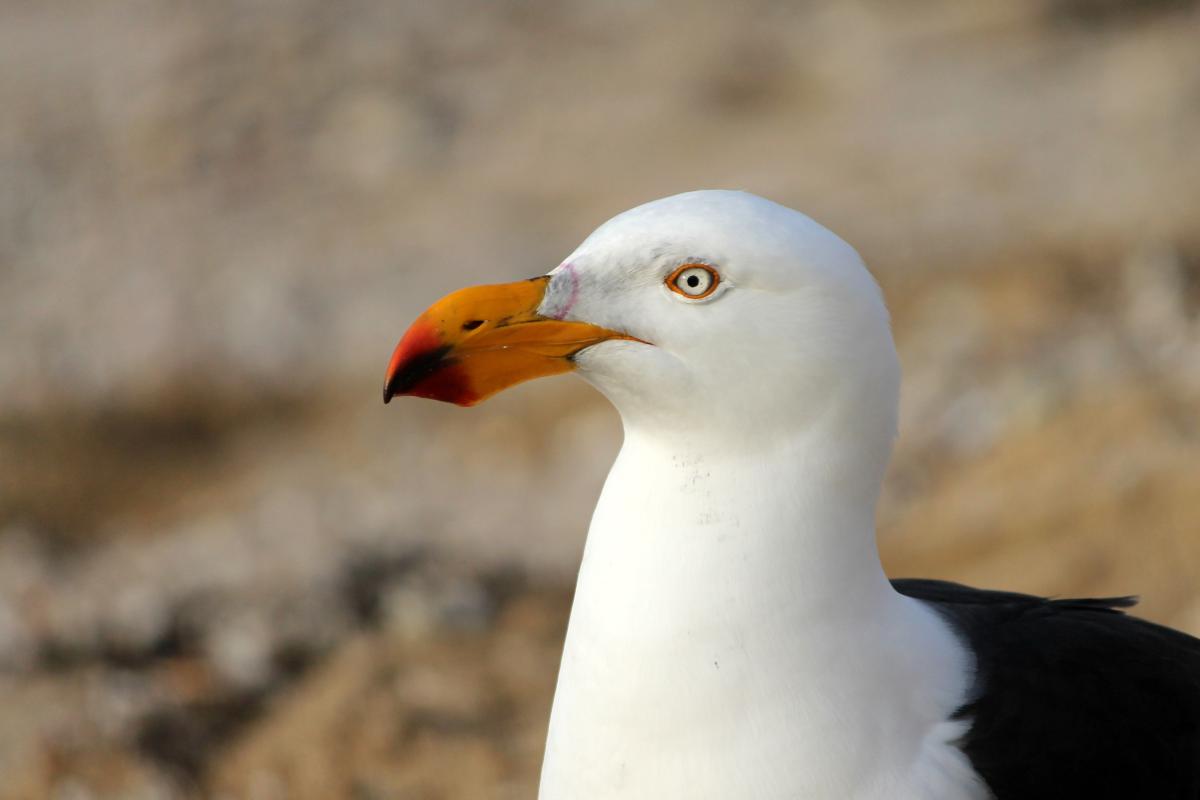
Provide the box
[384,190,899,451]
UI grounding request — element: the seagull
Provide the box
[383,191,1200,799]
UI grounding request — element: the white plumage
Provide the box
[534,192,987,798]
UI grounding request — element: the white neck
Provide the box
[539,424,986,800]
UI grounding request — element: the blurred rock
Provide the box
[379,571,495,642]
[1122,243,1200,397]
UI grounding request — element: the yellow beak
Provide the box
[383,276,635,406]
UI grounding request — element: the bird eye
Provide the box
[667,264,719,299]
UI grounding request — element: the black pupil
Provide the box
[686,274,701,288]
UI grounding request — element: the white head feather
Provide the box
[542,190,899,490]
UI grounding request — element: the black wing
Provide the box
[893,578,1200,800]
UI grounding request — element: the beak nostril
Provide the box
[462,319,485,331]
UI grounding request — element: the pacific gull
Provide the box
[383,190,1200,799]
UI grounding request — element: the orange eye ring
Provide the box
[666,263,720,300]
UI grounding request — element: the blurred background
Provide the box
[2,0,1199,797]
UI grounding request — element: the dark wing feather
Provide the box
[893,578,1200,800]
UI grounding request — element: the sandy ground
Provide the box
[2,0,1199,797]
